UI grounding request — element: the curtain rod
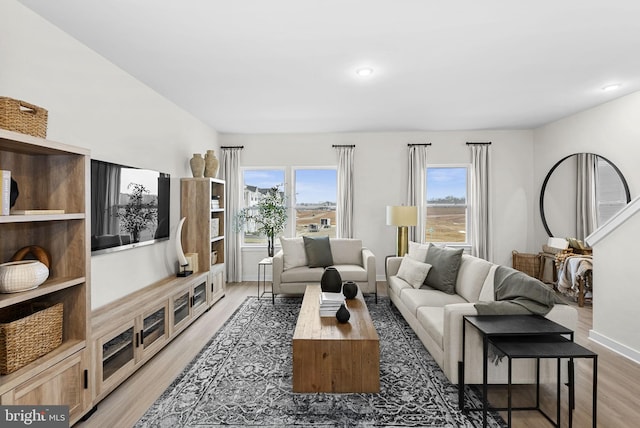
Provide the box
[465,142,492,145]
[332,144,355,148]
[407,143,431,146]
[220,145,244,149]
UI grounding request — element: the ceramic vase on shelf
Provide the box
[190,153,205,178]
[204,149,219,178]
[321,267,342,293]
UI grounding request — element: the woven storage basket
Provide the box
[512,250,542,280]
[0,302,63,374]
[0,97,48,138]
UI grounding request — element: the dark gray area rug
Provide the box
[135,296,505,427]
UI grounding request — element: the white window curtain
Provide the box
[407,144,428,242]
[468,143,492,260]
[576,152,598,241]
[220,146,243,282]
[334,145,354,238]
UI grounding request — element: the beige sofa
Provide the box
[386,242,578,385]
[273,238,377,300]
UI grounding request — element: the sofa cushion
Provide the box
[334,265,368,282]
[330,239,363,265]
[408,241,430,262]
[387,275,413,296]
[424,244,463,294]
[478,265,498,302]
[303,236,334,267]
[417,306,445,349]
[455,254,493,302]
[279,237,307,270]
[280,266,325,283]
[397,256,432,289]
[400,288,467,316]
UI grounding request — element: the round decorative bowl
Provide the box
[0,260,49,293]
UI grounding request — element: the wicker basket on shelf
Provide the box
[0,97,48,138]
[512,250,542,280]
[0,302,63,374]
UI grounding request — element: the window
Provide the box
[425,166,468,243]
[242,169,285,245]
[596,158,627,226]
[294,168,337,238]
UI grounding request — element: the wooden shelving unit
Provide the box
[180,178,226,306]
[0,128,91,424]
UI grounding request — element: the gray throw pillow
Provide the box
[303,236,334,268]
[424,244,463,294]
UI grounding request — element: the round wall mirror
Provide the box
[539,153,631,239]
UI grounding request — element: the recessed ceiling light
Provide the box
[355,67,374,77]
[602,83,621,92]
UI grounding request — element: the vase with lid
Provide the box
[190,153,205,178]
[204,150,219,178]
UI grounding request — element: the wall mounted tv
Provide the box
[91,159,170,255]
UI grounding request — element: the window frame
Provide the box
[425,163,471,247]
[291,166,338,239]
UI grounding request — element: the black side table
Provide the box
[490,335,597,427]
[459,315,574,428]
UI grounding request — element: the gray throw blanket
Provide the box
[474,266,561,316]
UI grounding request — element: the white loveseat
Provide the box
[386,242,578,385]
[273,237,377,300]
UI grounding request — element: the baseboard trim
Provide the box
[589,329,640,364]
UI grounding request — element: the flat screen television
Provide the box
[91,159,170,254]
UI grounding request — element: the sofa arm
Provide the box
[272,250,284,291]
[362,247,376,293]
[442,303,480,384]
[385,256,403,279]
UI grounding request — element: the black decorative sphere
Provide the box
[342,281,358,299]
[321,267,342,293]
[336,303,350,323]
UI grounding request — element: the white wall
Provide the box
[1,1,220,309]
[533,90,640,361]
[220,130,535,280]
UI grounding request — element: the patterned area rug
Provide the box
[136,296,505,427]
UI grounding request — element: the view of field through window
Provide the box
[294,169,337,238]
[426,167,468,243]
[242,168,337,244]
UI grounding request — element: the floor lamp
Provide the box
[386,206,418,257]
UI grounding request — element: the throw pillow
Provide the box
[408,241,430,262]
[279,237,307,270]
[397,256,432,289]
[424,244,464,294]
[303,236,334,268]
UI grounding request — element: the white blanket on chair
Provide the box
[557,255,592,296]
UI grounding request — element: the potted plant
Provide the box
[236,185,287,256]
[118,183,157,243]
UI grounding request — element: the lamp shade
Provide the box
[386,206,417,227]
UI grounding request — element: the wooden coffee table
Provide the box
[292,285,380,393]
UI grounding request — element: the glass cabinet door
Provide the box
[142,306,166,351]
[192,281,206,312]
[102,326,135,382]
[173,291,190,328]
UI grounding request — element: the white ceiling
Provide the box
[18,0,640,134]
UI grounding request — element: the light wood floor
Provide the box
[76,282,640,428]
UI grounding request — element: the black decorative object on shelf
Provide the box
[10,178,18,207]
[342,281,358,299]
[320,267,342,293]
[336,303,350,323]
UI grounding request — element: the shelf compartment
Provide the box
[0,277,85,309]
